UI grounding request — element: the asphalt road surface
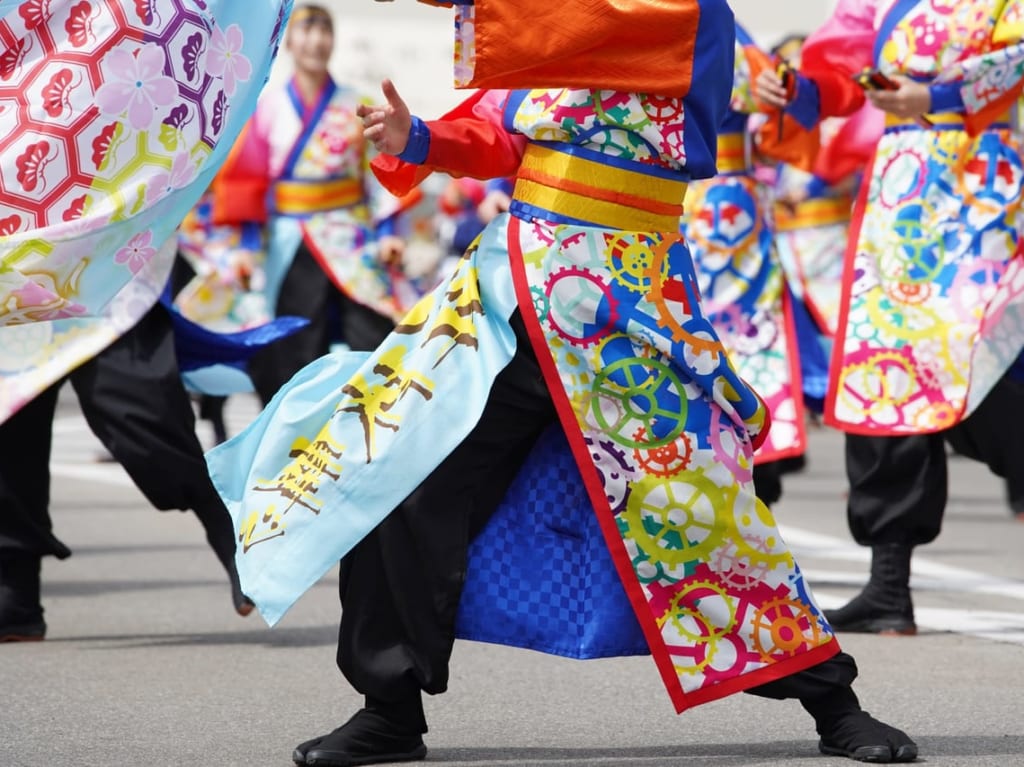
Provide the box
[2,392,1023,767]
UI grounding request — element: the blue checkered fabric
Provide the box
[455,425,648,659]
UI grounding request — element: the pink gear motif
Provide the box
[543,265,620,349]
[878,148,928,208]
[695,632,765,687]
[531,220,556,246]
[710,539,772,592]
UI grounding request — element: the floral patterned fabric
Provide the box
[0,0,291,422]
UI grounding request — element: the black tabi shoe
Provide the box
[0,552,46,642]
[295,709,427,767]
[817,710,918,763]
[824,543,917,636]
[193,503,255,617]
[804,686,918,763]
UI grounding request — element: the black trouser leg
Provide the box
[845,433,947,547]
[336,311,557,706]
[944,375,1024,517]
[0,383,70,559]
[746,651,859,701]
[248,244,395,405]
[68,303,245,609]
[753,460,783,507]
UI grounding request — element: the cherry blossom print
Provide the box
[146,151,197,204]
[65,1,96,48]
[0,214,23,236]
[114,230,157,274]
[15,140,53,193]
[95,44,178,131]
[206,24,251,97]
[41,67,80,119]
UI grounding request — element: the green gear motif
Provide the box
[529,285,550,323]
[621,469,729,568]
[590,355,688,449]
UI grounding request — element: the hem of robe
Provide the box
[506,215,840,714]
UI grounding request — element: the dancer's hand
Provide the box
[378,235,405,268]
[357,79,412,156]
[866,77,931,119]
[755,69,791,108]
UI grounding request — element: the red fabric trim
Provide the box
[677,637,841,710]
[506,216,687,712]
[754,287,807,464]
[822,149,874,433]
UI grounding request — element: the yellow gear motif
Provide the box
[664,610,718,676]
[863,290,944,343]
[837,349,918,415]
[622,470,728,567]
[605,233,670,294]
[660,579,737,642]
[751,597,822,661]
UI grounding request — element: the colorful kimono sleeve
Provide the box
[940,3,1024,135]
[210,116,272,226]
[444,0,710,97]
[371,89,525,197]
[797,0,876,119]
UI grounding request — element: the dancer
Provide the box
[209,2,917,764]
[202,4,416,404]
[0,0,292,639]
[756,0,1024,634]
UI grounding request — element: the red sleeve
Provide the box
[371,90,526,198]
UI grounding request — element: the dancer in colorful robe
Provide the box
[207,2,917,764]
[757,0,1024,635]
[201,4,415,405]
[0,0,292,639]
[682,23,808,508]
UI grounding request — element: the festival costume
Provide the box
[784,0,1024,635]
[682,23,806,466]
[189,75,421,402]
[0,0,291,425]
[209,0,848,715]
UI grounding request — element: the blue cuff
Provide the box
[805,175,828,199]
[928,82,965,114]
[785,74,821,131]
[486,177,514,196]
[376,216,397,238]
[396,115,430,164]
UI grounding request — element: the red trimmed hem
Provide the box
[755,287,807,465]
[674,638,841,712]
[506,216,690,712]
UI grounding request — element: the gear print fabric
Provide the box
[826,0,1024,434]
[0,0,291,422]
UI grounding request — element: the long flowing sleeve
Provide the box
[797,0,877,119]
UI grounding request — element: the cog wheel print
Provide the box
[529,285,550,323]
[584,433,635,514]
[606,233,669,294]
[645,236,725,357]
[837,349,918,415]
[886,202,944,285]
[544,265,620,348]
[641,94,684,124]
[591,355,688,449]
[622,470,728,568]
[663,610,718,676]
[632,425,693,477]
[710,538,773,590]
[877,147,928,208]
[750,597,822,661]
[661,579,738,643]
